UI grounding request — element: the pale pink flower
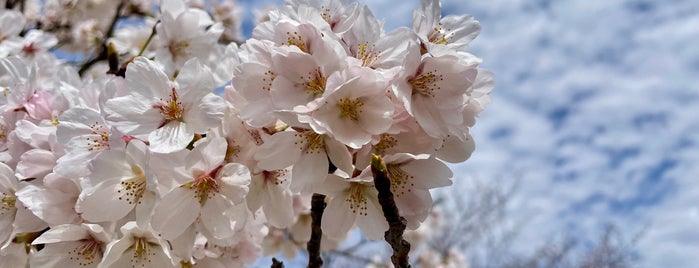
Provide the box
[254,128,353,193]
[15,174,81,227]
[98,221,174,268]
[413,0,481,54]
[29,223,111,267]
[394,48,478,141]
[358,153,452,229]
[301,66,394,148]
[316,174,388,240]
[150,137,250,241]
[103,57,224,153]
[54,107,123,177]
[247,168,295,228]
[76,140,155,224]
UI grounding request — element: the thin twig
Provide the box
[371,154,411,268]
[78,2,125,76]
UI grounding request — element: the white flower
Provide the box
[254,128,353,193]
[395,48,478,141]
[246,168,295,228]
[316,174,388,240]
[98,221,174,268]
[30,223,111,267]
[413,0,481,54]
[151,137,250,241]
[54,107,122,177]
[301,66,394,148]
[156,0,223,74]
[104,56,224,153]
[76,140,155,224]
[358,153,452,229]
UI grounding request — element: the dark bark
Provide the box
[307,193,327,268]
[371,154,411,268]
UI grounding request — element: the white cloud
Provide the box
[244,0,699,266]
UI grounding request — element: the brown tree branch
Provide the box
[271,257,284,268]
[307,193,326,268]
[371,154,411,268]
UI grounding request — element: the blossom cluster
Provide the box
[0,0,492,266]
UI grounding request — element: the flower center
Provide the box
[70,237,103,267]
[187,165,224,204]
[301,67,326,98]
[294,130,325,154]
[154,88,185,128]
[283,31,309,53]
[355,42,381,67]
[1,192,15,215]
[410,69,443,98]
[261,69,275,91]
[428,23,454,45]
[345,183,368,216]
[262,169,288,186]
[337,97,364,121]
[85,122,110,152]
[374,134,398,154]
[386,165,415,198]
[117,165,147,205]
[168,40,190,62]
[131,236,158,265]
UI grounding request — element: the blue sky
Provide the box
[235,0,699,267]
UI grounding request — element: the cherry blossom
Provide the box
[0,0,492,266]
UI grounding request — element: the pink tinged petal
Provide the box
[151,186,201,240]
[355,189,388,240]
[15,148,55,180]
[32,224,88,244]
[148,121,194,153]
[125,57,172,100]
[30,241,95,268]
[313,174,349,197]
[269,76,311,110]
[356,95,394,135]
[394,189,432,230]
[291,150,328,193]
[324,137,353,176]
[184,93,225,133]
[0,163,18,190]
[187,137,227,173]
[99,235,133,268]
[400,157,453,190]
[436,133,475,163]
[233,63,274,104]
[15,183,78,226]
[135,191,157,228]
[169,224,196,262]
[321,195,357,240]
[104,95,163,136]
[218,163,251,204]
[201,194,236,240]
[77,180,134,223]
[56,107,105,144]
[254,131,302,170]
[246,174,266,212]
[83,150,132,190]
[412,96,447,138]
[13,205,47,233]
[263,186,294,228]
[440,14,481,48]
[176,58,215,101]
